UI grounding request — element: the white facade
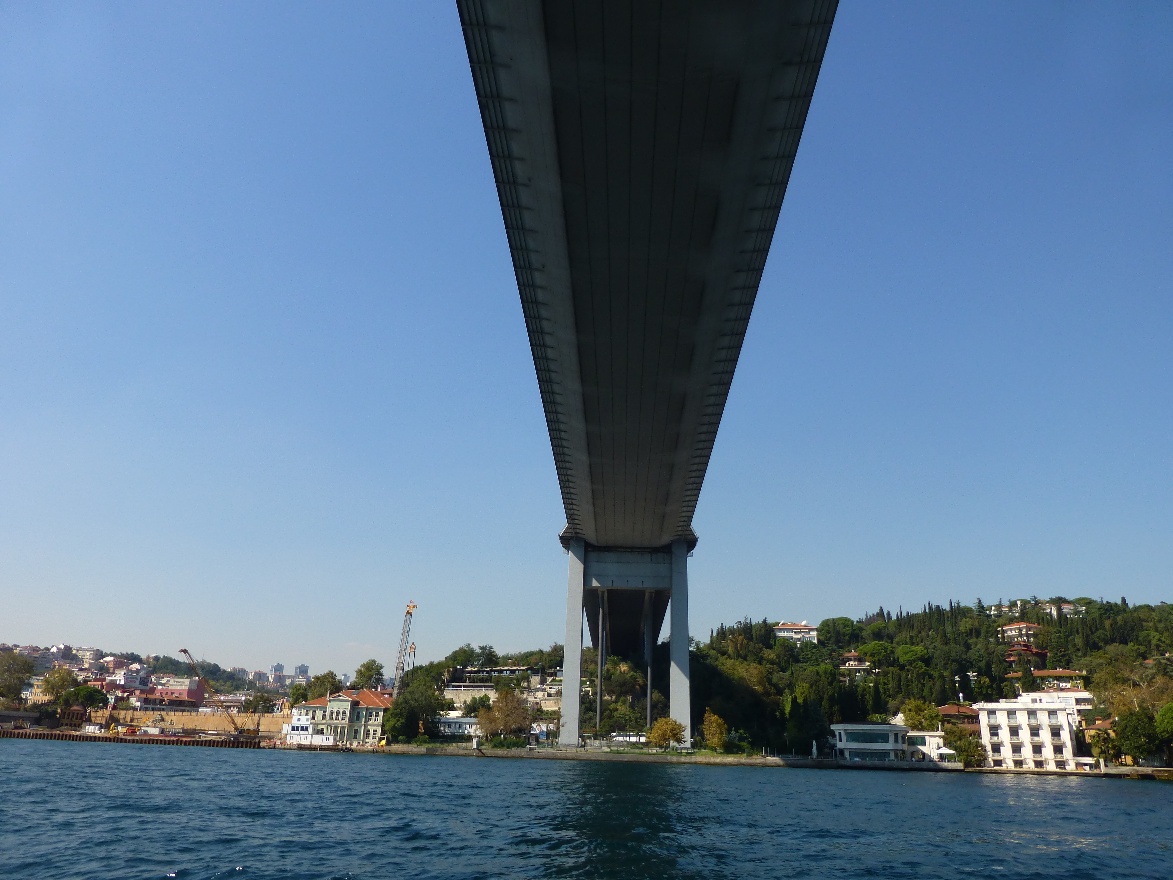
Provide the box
[284,706,336,746]
[998,622,1042,643]
[287,689,390,746]
[905,730,955,762]
[974,691,1092,771]
[832,723,908,762]
[438,716,480,737]
[773,621,818,645]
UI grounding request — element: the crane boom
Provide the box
[393,602,417,697]
[179,647,255,737]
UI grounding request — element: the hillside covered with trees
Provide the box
[688,597,1172,757]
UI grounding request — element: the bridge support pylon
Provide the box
[558,539,691,748]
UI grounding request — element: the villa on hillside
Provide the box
[998,622,1042,644]
[773,621,818,645]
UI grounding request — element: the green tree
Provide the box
[307,671,343,700]
[242,692,275,714]
[1154,702,1173,764]
[352,659,385,691]
[943,725,987,768]
[42,668,80,701]
[1115,709,1161,763]
[1155,702,1173,746]
[701,708,729,752]
[446,644,477,667]
[896,645,928,667]
[1088,730,1120,763]
[900,698,941,731]
[288,682,309,706]
[461,694,492,716]
[647,717,686,749]
[0,652,35,704]
[60,685,109,710]
[1019,666,1037,693]
[474,645,500,668]
[383,675,444,741]
[477,689,531,739]
[857,642,895,668]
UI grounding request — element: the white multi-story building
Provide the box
[998,622,1042,644]
[832,723,907,762]
[438,716,480,737]
[974,691,1093,771]
[287,689,391,747]
[773,621,818,645]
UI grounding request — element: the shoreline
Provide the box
[6,729,1170,780]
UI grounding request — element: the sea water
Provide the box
[2,739,1170,879]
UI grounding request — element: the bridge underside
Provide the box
[458,0,837,744]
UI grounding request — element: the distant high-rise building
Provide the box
[294,664,309,678]
[270,662,285,676]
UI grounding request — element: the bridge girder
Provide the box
[459,0,838,556]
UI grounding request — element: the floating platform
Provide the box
[0,728,260,748]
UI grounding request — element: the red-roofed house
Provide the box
[773,621,818,645]
[286,689,392,747]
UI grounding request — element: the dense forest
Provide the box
[688,597,1173,753]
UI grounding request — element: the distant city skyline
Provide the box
[3,4,1171,674]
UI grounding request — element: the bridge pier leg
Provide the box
[669,539,692,745]
[643,591,654,732]
[559,538,585,748]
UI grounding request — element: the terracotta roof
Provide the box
[351,688,393,708]
[294,688,393,710]
[938,703,978,718]
[774,622,817,630]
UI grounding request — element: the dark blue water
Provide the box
[2,740,1170,880]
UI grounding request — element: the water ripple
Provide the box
[2,741,1171,879]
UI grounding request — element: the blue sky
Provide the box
[2,2,1170,676]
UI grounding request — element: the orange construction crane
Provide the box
[179,648,261,739]
[393,602,417,698]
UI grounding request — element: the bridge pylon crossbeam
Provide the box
[559,539,691,748]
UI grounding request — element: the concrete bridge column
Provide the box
[559,538,585,748]
[670,539,691,745]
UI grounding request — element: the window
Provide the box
[1008,726,1020,740]
[1029,727,1041,740]
[1027,711,1038,724]
[1048,711,1059,724]
[1032,745,1043,757]
[1050,727,1062,741]
[844,730,894,744]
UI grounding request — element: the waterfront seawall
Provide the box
[0,728,259,748]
